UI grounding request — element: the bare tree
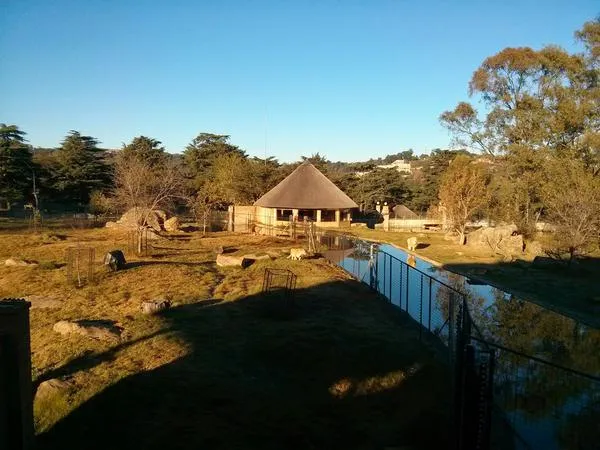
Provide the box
[112,151,185,252]
[438,155,490,245]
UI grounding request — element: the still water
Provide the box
[327,239,600,450]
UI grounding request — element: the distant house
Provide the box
[376,159,412,173]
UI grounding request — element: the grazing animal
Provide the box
[407,237,418,251]
[288,248,308,260]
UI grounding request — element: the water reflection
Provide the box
[331,240,600,450]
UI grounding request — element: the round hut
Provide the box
[253,162,357,228]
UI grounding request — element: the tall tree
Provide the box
[52,131,109,207]
[183,133,246,188]
[0,124,33,206]
[438,155,490,245]
[121,136,165,166]
[440,19,600,232]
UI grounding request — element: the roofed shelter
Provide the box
[251,162,358,228]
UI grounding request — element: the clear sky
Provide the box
[1,0,597,162]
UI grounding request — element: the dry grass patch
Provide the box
[0,227,450,449]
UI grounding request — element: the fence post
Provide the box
[0,299,35,450]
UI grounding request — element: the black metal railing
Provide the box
[319,235,600,450]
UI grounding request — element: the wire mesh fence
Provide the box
[65,246,95,287]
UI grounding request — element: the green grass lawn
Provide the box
[0,227,450,449]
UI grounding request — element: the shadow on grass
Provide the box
[37,280,451,450]
[442,256,600,328]
[125,261,216,269]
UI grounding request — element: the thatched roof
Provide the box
[254,162,358,209]
[392,204,418,219]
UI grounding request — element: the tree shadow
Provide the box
[37,280,451,450]
[442,256,600,328]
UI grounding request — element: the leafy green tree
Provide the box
[0,124,33,205]
[121,136,165,166]
[301,152,329,173]
[52,131,110,208]
[440,18,600,232]
[343,168,411,210]
[184,133,246,189]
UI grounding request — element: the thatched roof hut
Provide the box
[253,162,357,226]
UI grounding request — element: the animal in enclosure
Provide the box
[288,248,308,260]
[407,237,418,251]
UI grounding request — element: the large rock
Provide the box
[164,216,180,232]
[36,378,72,400]
[216,254,252,268]
[117,207,166,232]
[467,225,523,256]
[5,258,38,267]
[525,240,544,256]
[53,320,122,341]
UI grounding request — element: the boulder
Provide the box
[5,258,38,267]
[164,216,180,232]
[53,320,122,341]
[140,300,171,315]
[467,225,523,256]
[243,253,272,261]
[216,254,252,268]
[525,240,544,256]
[145,212,162,232]
[117,207,165,231]
[154,210,167,222]
[36,378,72,400]
[24,295,62,309]
[146,229,163,240]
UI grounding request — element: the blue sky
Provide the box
[1,1,597,162]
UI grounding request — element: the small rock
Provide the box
[5,258,38,267]
[215,246,224,254]
[140,300,171,314]
[105,221,119,228]
[53,320,122,341]
[456,251,463,256]
[164,216,180,232]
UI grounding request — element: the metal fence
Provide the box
[319,235,600,450]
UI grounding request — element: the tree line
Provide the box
[1,18,598,259]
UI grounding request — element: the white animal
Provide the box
[407,237,418,252]
[288,248,308,260]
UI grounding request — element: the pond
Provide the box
[324,237,600,450]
